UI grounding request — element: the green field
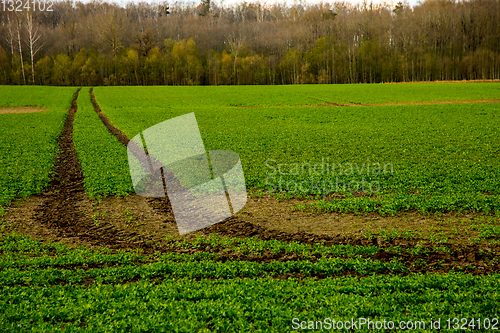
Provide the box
[0,86,78,215]
[73,87,133,198]
[1,84,500,331]
[94,83,500,214]
[1,233,499,332]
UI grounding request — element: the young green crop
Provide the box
[93,83,500,110]
[0,233,499,332]
[0,257,408,287]
[93,84,500,214]
[73,88,133,198]
[1,275,498,332]
[0,86,78,214]
[166,233,386,257]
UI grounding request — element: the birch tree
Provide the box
[4,13,16,66]
[14,13,26,85]
[25,11,43,84]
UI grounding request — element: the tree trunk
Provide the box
[15,14,26,85]
[25,12,43,85]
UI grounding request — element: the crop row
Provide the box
[164,233,496,260]
[0,256,408,287]
[165,234,385,257]
[73,87,133,198]
[1,273,499,332]
[2,233,471,271]
[163,233,469,258]
[298,192,500,215]
[0,233,391,271]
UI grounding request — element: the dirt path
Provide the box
[234,98,500,108]
[347,98,500,107]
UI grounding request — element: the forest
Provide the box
[1,0,499,86]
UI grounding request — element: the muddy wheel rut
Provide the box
[90,88,130,146]
[89,88,176,218]
[32,88,157,251]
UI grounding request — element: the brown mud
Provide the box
[349,98,500,107]
[388,79,500,84]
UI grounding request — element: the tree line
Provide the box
[1,0,499,86]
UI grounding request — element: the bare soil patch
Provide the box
[0,106,47,114]
[234,98,500,108]
[3,193,176,249]
[219,195,492,244]
[4,194,500,275]
[386,79,500,84]
[359,98,500,107]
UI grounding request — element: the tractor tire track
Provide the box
[90,88,130,146]
[33,88,155,251]
[89,88,175,218]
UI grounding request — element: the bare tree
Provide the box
[25,11,43,84]
[4,13,16,66]
[96,8,126,57]
[247,2,267,22]
[14,13,26,85]
[228,33,243,83]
